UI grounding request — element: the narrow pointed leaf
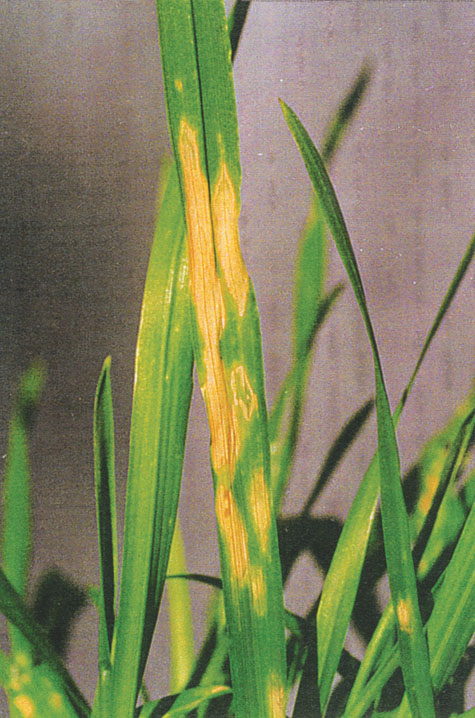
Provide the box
[281,100,435,717]
[93,356,117,665]
[110,162,193,716]
[321,62,372,164]
[282,109,474,715]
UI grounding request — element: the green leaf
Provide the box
[2,363,45,661]
[109,5,253,714]
[417,488,475,699]
[93,356,117,665]
[281,100,435,718]
[282,109,474,717]
[0,567,90,718]
[321,62,372,164]
[167,518,195,694]
[157,2,287,717]
[345,404,475,713]
[137,685,232,718]
[109,163,194,716]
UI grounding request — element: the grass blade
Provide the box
[346,404,475,714]
[2,363,45,660]
[109,160,194,716]
[289,175,473,718]
[110,5,252,713]
[157,2,287,715]
[93,356,117,666]
[167,518,195,694]
[397,494,475,717]
[321,62,372,164]
[137,685,232,718]
[0,568,90,718]
[281,100,435,717]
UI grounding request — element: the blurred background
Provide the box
[0,0,473,709]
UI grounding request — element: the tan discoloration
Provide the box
[212,160,249,316]
[179,119,240,476]
[49,693,63,710]
[13,695,35,718]
[249,468,271,554]
[216,485,249,582]
[250,566,266,616]
[397,598,414,634]
[230,365,258,422]
[267,673,285,718]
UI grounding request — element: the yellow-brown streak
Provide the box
[249,468,271,554]
[250,566,267,617]
[13,695,35,718]
[212,160,249,316]
[179,119,240,476]
[230,365,258,422]
[216,485,249,583]
[396,598,414,634]
[267,673,285,718]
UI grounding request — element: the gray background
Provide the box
[0,0,474,710]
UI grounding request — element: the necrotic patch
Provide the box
[216,484,249,583]
[396,597,413,634]
[212,160,249,316]
[249,468,271,554]
[179,118,241,476]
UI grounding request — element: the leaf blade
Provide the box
[281,100,435,718]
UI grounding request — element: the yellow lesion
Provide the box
[249,566,266,616]
[396,597,414,634]
[15,654,30,669]
[267,673,285,718]
[230,365,258,422]
[216,484,249,583]
[212,160,249,316]
[13,695,35,718]
[418,453,444,516]
[249,468,271,554]
[49,692,63,711]
[179,118,241,478]
[175,78,183,92]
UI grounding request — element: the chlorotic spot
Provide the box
[396,598,413,634]
[49,692,63,711]
[212,160,249,316]
[418,471,440,515]
[267,673,285,718]
[230,365,258,422]
[249,468,271,554]
[9,665,21,692]
[15,654,30,669]
[13,695,35,718]
[250,566,266,616]
[175,78,183,92]
[216,484,249,582]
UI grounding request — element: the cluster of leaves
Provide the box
[0,2,473,717]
